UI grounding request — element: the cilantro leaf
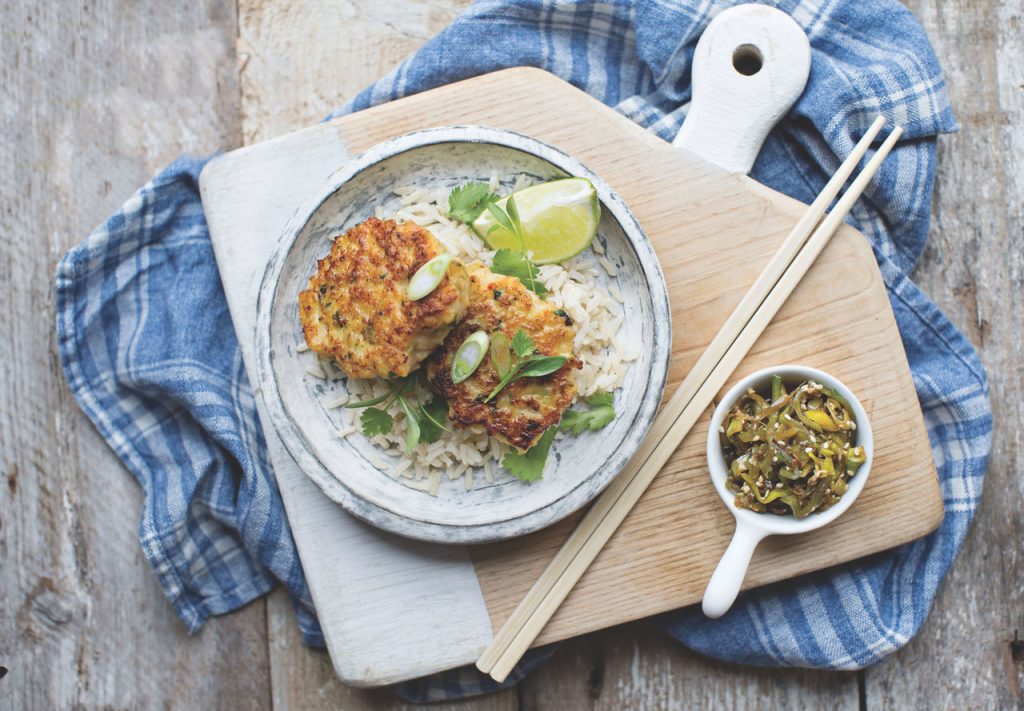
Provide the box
[417,397,449,445]
[491,249,548,296]
[559,391,616,435]
[360,407,393,437]
[501,427,557,482]
[511,329,535,357]
[448,182,499,224]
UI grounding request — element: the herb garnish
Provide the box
[485,196,547,295]
[407,253,453,300]
[417,396,449,445]
[447,183,547,296]
[451,330,489,384]
[488,332,513,379]
[559,391,615,434]
[501,427,557,482]
[484,329,567,403]
[447,182,499,224]
[345,375,449,451]
[358,406,394,437]
[490,248,548,296]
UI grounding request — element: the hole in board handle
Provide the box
[732,44,763,76]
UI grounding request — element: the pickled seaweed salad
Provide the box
[721,376,866,519]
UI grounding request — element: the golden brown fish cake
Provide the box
[299,218,469,379]
[427,262,580,452]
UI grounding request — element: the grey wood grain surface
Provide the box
[863,2,1024,709]
[0,2,270,710]
[2,0,1021,709]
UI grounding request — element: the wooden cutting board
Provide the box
[200,67,942,686]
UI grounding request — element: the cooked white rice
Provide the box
[304,177,633,494]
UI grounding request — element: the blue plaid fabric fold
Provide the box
[56,0,991,703]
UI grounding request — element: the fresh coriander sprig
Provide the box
[559,391,615,434]
[490,249,548,296]
[345,375,449,451]
[501,391,617,483]
[447,182,499,224]
[484,329,567,403]
[501,427,556,482]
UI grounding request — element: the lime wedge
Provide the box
[471,178,600,265]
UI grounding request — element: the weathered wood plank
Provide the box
[237,0,475,143]
[0,1,271,709]
[519,625,860,710]
[862,1,1024,709]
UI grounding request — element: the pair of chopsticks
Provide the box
[477,115,902,682]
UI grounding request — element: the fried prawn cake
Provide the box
[299,217,469,379]
[427,262,581,452]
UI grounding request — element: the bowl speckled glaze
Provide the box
[254,126,671,544]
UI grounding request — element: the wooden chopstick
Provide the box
[478,118,902,682]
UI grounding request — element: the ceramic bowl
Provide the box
[702,364,873,617]
[254,126,672,544]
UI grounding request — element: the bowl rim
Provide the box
[705,364,873,535]
[253,125,673,544]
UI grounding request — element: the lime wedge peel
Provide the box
[471,178,601,265]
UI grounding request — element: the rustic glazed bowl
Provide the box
[702,365,874,617]
[254,126,671,544]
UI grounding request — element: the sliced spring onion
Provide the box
[407,253,453,300]
[451,330,489,384]
[489,332,512,379]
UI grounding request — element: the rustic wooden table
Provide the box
[3,1,1021,709]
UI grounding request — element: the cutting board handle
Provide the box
[673,4,811,174]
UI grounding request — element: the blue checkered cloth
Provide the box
[56,0,991,703]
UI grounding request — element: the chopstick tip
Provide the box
[880,125,904,150]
